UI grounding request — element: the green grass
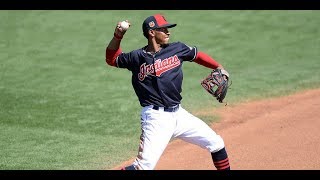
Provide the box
[1,10,319,169]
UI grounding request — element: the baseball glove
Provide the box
[201,68,230,103]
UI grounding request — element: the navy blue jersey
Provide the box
[116,42,197,107]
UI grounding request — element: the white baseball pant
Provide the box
[131,104,225,170]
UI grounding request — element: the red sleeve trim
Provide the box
[194,51,220,69]
[106,47,122,67]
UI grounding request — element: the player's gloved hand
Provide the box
[201,68,231,103]
[114,20,131,40]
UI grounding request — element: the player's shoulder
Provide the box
[170,41,184,46]
[129,47,145,55]
[169,41,192,48]
[170,41,196,51]
[126,46,151,60]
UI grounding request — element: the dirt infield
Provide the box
[112,88,320,170]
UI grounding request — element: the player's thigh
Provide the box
[137,108,176,169]
[174,108,225,152]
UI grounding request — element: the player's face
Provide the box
[154,27,170,45]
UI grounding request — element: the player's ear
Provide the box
[149,29,156,37]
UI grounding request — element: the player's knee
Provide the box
[208,135,225,153]
[216,135,225,151]
[215,135,225,151]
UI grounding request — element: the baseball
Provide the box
[120,21,129,30]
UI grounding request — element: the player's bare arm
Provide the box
[105,20,131,67]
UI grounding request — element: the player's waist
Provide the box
[151,104,180,112]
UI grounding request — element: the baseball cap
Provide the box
[142,14,177,37]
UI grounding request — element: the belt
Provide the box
[152,105,179,112]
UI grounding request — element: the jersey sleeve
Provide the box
[116,52,133,71]
[178,42,198,62]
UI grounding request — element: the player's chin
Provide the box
[162,38,170,44]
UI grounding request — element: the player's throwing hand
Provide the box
[114,20,131,40]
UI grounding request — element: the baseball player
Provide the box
[105,14,231,170]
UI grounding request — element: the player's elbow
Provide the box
[105,57,116,67]
[105,55,111,65]
[105,47,122,67]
